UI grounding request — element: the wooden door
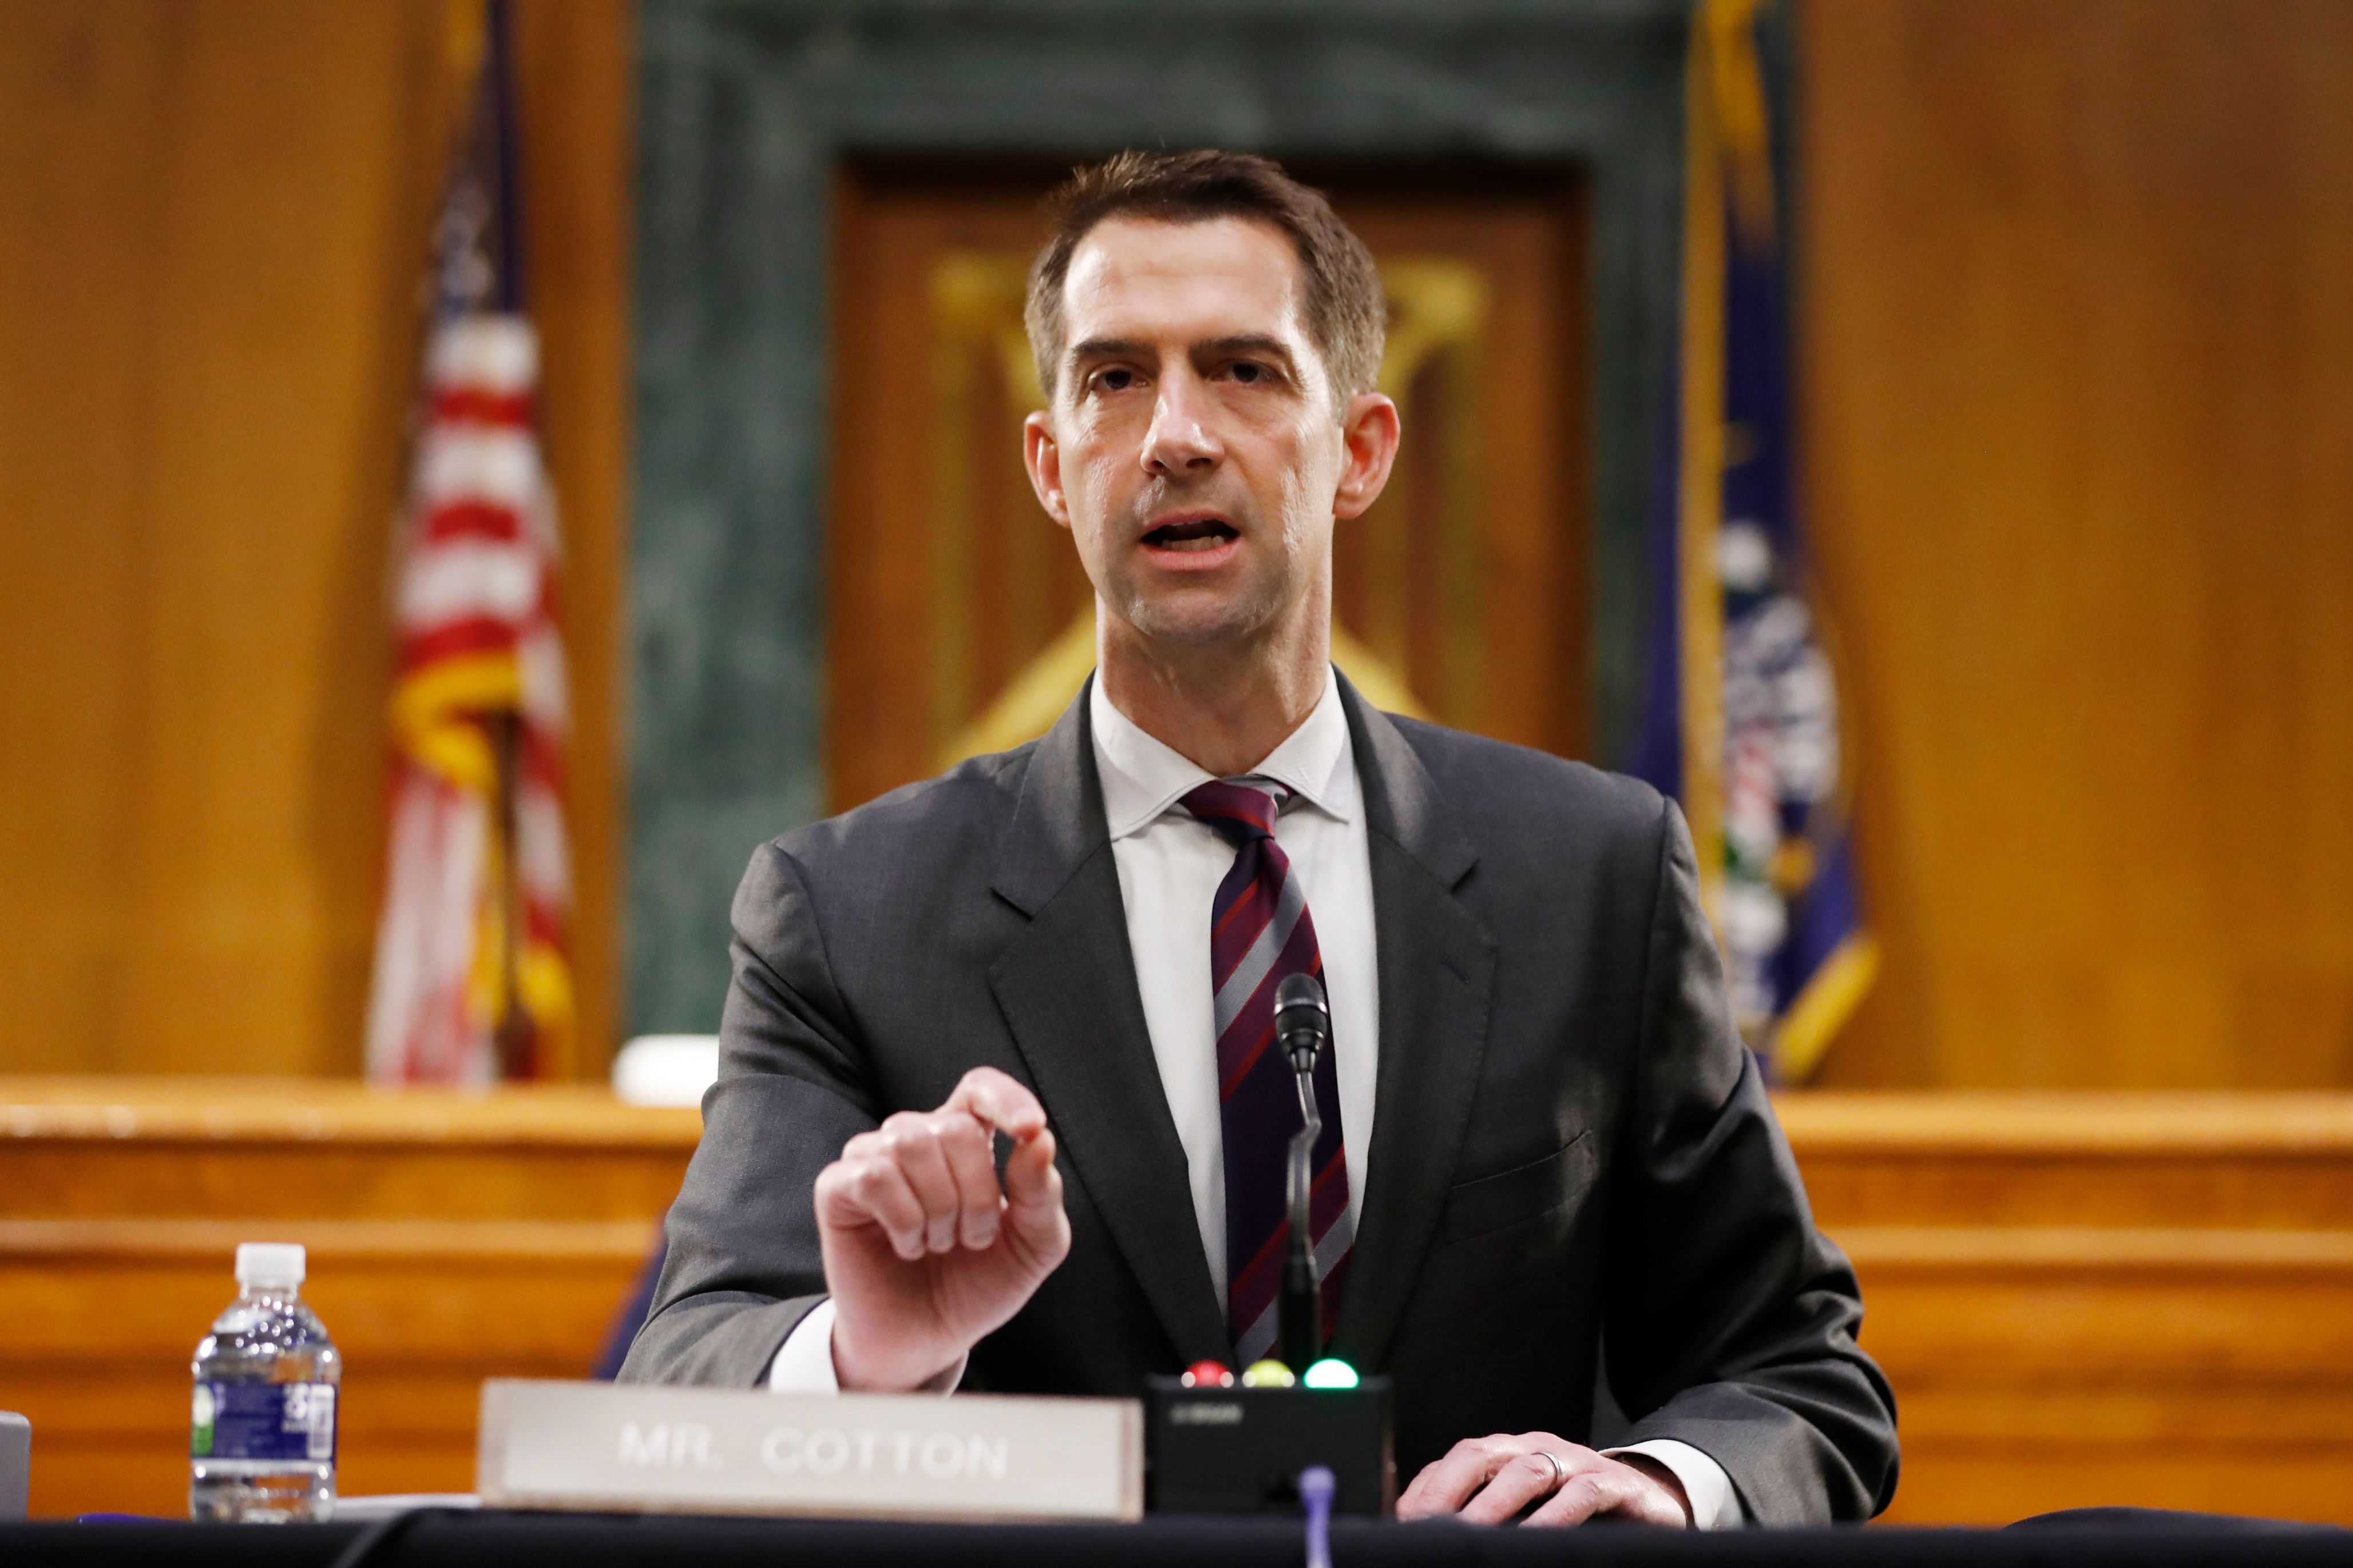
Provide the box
[826,158,1589,812]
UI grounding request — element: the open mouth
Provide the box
[1142,516,1239,554]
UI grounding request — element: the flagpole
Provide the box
[1678,0,1729,932]
[368,0,575,1085]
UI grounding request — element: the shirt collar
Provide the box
[1090,664,1358,841]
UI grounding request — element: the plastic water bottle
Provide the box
[189,1243,340,1522]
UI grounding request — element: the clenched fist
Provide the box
[813,1066,1071,1391]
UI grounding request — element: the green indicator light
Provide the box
[1302,1357,1359,1390]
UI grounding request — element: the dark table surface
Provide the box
[5,1509,2352,1568]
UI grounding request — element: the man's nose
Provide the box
[1140,370,1222,477]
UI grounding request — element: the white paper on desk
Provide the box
[478,1379,1143,1523]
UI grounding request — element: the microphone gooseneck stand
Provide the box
[1273,973,1330,1372]
[1144,973,1391,1519]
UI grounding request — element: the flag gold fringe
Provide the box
[1771,933,1880,1085]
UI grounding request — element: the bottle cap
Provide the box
[235,1242,306,1289]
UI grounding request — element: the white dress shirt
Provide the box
[766,668,1737,1528]
[1091,665,1378,1296]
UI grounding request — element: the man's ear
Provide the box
[1024,410,1073,531]
[1332,391,1401,521]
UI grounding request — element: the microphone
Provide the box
[1275,973,1329,1077]
[1272,973,1330,1371]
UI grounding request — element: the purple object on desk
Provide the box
[1298,1464,1334,1568]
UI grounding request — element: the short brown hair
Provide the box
[1024,150,1386,408]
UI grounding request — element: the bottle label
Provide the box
[191,1382,337,1463]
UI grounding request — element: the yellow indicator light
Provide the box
[1239,1359,1297,1388]
[1302,1358,1358,1390]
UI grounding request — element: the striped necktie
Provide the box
[1181,778,1352,1365]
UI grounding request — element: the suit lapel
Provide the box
[1330,677,1497,1375]
[987,684,1230,1367]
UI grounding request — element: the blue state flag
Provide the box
[1632,0,1875,1083]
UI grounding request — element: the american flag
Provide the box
[366,0,572,1083]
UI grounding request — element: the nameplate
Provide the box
[477,1379,1142,1523]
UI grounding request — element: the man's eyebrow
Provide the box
[1065,338,1147,363]
[1064,334,1302,369]
[1196,334,1298,366]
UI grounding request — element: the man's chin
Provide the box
[1111,587,1286,651]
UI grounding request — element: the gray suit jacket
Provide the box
[621,676,1898,1523]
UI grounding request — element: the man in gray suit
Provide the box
[622,150,1897,1528]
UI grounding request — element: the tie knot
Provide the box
[1182,779,1287,843]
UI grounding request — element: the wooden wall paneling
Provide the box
[1799,0,2353,1088]
[825,172,1061,815]
[0,0,431,1077]
[1320,176,1591,761]
[0,0,178,1075]
[0,0,631,1078]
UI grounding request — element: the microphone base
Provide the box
[1144,1376,1393,1517]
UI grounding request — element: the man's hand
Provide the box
[1397,1434,1692,1528]
[813,1067,1071,1391]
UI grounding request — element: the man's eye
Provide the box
[1095,368,1138,392]
[1230,362,1265,383]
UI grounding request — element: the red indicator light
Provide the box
[1181,1359,1235,1388]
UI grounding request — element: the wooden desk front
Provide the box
[1785,1093,2353,1525]
[3,1081,2348,1523]
[0,1080,697,1518]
